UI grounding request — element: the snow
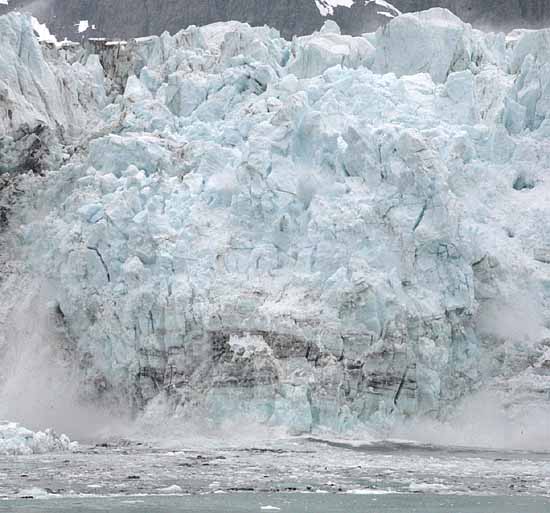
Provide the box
[1,8,550,438]
[31,16,57,45]
[315,0,401,18]
[77,20,89,33]
[0,422,77,455]
[315,0,354,17]
[365,0,401,17]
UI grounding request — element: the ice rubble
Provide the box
[1,8,550,434]
[0,422,77,455]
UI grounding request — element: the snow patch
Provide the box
[365,0,401,17]
[77,20,89,33]
[31,16,57,44]
[315,0,354,17]
[315,0,401,18]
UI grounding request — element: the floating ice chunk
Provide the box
[18,487,49,498]
[408,482,451,493]
[158,484,183,493]
[346,489,394,494]
[0,422,77,455]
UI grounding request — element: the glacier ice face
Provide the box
[0,14,106,137]
[288,21,375,78]
[0,13,106,174]
[1,9,550,437]
[373,8,479,83]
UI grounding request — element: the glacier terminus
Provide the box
[0,6,549,455]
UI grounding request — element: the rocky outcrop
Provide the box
[3,1,550,40]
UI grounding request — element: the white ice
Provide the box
[0,421,77,455]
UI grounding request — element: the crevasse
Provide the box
[0,8,549,436]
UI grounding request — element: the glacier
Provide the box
[0,8,550,440]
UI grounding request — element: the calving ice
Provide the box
[0,422,77,455]
[0,7,549,444]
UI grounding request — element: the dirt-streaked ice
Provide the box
[0,8,549,440]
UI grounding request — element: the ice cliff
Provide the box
[1,8,550,436]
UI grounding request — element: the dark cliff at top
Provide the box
[2,0,550,40]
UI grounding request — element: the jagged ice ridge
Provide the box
[0,421,76,455]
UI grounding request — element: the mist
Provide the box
[389,390,550,451]
[8,0,54,16]
[0,281,128,441]
[1,280,548,450]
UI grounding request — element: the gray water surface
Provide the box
[2,493,550,513]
